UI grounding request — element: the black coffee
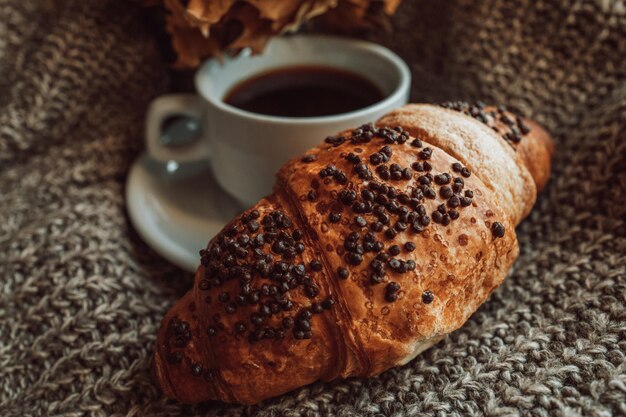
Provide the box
[223,66,384,117]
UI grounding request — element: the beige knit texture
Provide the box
[0,0,625,416]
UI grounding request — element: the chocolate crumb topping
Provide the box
[195,118,503,349]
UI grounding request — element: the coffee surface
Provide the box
[224,66,384,117]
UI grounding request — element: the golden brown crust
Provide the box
[153,103,553,405]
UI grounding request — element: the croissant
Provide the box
[153,102,554,404]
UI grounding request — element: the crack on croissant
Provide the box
[275,185,371,379]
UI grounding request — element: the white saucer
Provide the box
[126,154,244,272]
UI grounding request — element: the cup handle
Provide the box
[146,94,209,163]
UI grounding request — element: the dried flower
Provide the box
[153,0,401,68]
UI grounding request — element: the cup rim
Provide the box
[195,34,411,125]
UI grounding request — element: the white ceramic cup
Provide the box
[146,34,410,207]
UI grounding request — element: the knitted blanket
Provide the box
[1,1,624,416]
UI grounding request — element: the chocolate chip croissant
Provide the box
[153,103,554,404]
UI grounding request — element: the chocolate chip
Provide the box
[295,242,305,253]
[411,161,424,171]
[388,245,401,256]
[247,291,260,305]
[377,166,391,180]
[422,290,434,304]
[518,119,531,135]
[423,187,436,199]
[191,363,203,377]
[297,318,311,331]
[259,303,271,316]
[310,260,323,271]
[370,273,384,285]
[347,252,363,265]
[360,190,374,202]
[325,135,346,146]
[332,266,349,281]
[418,175,431,185]
[282,317,294,329]
[302,154,317,163]
[388,258,401,270]
[354,216,367,228]
[321,297,335,309]
[333,171,348,184]
[370,153,383,165]
[491,222,506,238]
[250,313,264,326]
[305,285,319,298]
[339,189,357,205]
[380,145,393,157]
[385,228,397,239]
[385,282,401,302]
[346,152,361,164]
[448,195,461,208]
[395,221,408,232]
[419,148,433,160]
[434,173,451,185]
[368,221,382,232]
